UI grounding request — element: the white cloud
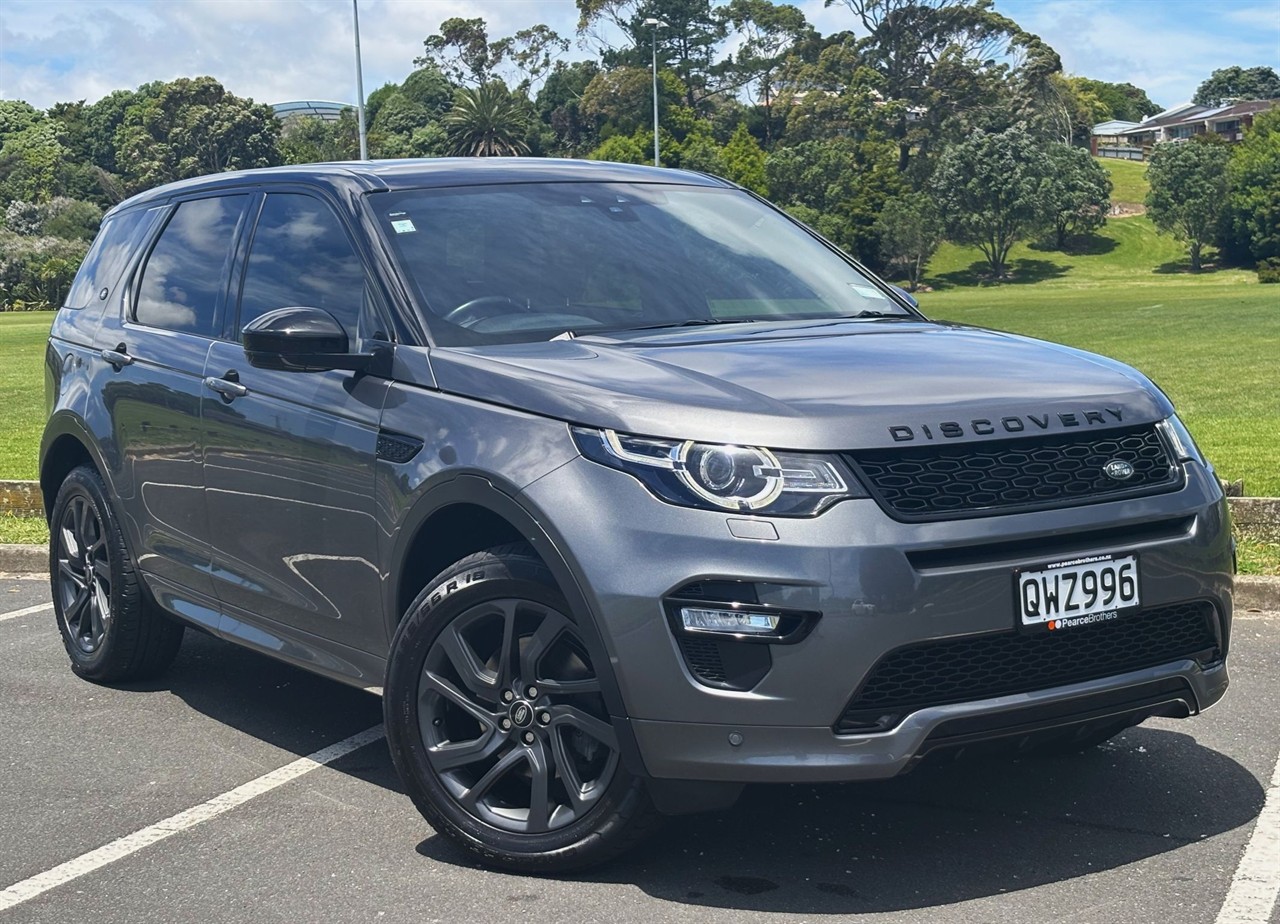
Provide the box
[0,0,1276,111]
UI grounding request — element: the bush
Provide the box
[1257,257,1280,284]
[0,230,89,310]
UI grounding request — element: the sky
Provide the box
[1,0,1278,114]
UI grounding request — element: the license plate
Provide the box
[1015,553,1140,631]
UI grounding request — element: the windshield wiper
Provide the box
[609,318,766,333]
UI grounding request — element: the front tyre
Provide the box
[384,543,660,873]
[49,465,184,682]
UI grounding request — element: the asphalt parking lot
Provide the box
[2,572,1277,924]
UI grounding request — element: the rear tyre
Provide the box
[384,543,662,873]
[49,465,184,682]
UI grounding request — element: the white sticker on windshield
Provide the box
[391,218,417,234]
[849,284,888,299]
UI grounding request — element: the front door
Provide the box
[201,191,389,655]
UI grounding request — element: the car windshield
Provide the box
[372,181,914,346]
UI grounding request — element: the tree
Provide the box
[417,17,505,86]
[1227,109,1280,262]
[1067,78,1160,123]
[538,61,601,155]
[0,121,67,202]
[114,77,280,193]
[1193,66,1280,107]
[765,135,906,266]
[821,0,1026,171]
[721,123,768,193]
[934,124,1052,278]
[443,84,532,156]
[279,111,360,164]
[1040,143,1110,249]
[876,193,941,290]
[576,0,727,110]
[1145,137,1231,271]
[400,66,455,118]
[677,128,726,174]
[504,25,571,92]
[589,134,647,163]
[716,0,812,141]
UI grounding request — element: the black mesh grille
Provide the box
[847,424,1180,521]
[835,601,1219,734]
[679,636,726,684]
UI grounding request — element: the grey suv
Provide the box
[42,159,1232,872]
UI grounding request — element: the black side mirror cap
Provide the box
[242,306,380,373]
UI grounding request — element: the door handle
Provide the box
[100,343,133,370]
[204,371,249,401]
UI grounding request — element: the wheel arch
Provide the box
[39,414,108,522]
[387,474,630,724]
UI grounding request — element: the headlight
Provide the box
[572,427,863,516]
[1159,415,1209,468]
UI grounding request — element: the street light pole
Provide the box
[643,18,668,167]
[352,0,368,160]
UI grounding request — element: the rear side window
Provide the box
[135,195,249,336]
[238,194,365,337]
[64,208,158,309]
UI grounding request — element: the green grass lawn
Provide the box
[1097,156,1149,206]
[0,312,52,481]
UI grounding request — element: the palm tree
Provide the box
[443,84,532,157]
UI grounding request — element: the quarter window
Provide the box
[135,196,248,335]
[65,208,159,309]
[238,194,365,337]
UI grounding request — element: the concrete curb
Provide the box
[0,544,44,574]
[1238,576,1280,612]
[0,542,1275,610]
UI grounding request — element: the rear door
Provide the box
[94,193,250,615]
[201,189,390,655]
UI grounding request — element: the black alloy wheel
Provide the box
[49,465,184,682]
[385,544,660,872]
[54,491,112,654]
[420,598,620,834]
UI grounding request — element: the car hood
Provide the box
[427,320,1172,450]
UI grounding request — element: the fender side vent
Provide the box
[377,431,423,464]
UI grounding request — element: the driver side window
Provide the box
[238,194,368,339]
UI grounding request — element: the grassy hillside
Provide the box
[1098,156,1149,206]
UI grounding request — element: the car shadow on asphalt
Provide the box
[563,728,1261,914]
[415,725,1264,913]
[128,632,1263,914]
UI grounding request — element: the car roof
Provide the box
[107,158,734,216]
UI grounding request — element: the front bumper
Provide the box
[630,659,1227,783]
[520,453,1233,783]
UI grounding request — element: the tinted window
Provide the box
[238,194,365,336]
[375,183,909,346]
[65,208,159,309]
[135,196,248,335]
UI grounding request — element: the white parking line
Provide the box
[0,724,385,912]
[1216,747,1280,924]
[0,602,52,623]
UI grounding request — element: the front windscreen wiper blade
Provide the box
[608,318,766,333]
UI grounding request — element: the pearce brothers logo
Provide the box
[887,407,1124,442]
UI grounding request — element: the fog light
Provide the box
[680,606,781,635]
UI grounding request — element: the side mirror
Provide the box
[889,284,919,309]
[242,306,376,373]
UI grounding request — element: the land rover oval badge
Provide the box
[1103,459,1135,481]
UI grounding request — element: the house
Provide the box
[1092,98,1279,160]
